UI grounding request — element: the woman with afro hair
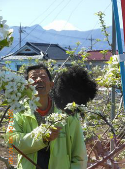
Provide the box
[51,65,97,169]
[52,65,97,113]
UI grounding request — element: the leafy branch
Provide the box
[95,11,112,47]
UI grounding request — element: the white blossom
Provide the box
[33,113,68,140]
[0,70,40,114]
[0,16,13,41]
[28,78,35,84]
[28,100,37,113]
[29,85,38,95]
[0,70,68,141]
[64,102,87,113]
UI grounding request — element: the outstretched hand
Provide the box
[46,127,62,141]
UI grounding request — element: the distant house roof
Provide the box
[14,42,41,55]
[1,42,69,61]
[2,55,43,60]
[87,50,118,61]
[27,42,69,60]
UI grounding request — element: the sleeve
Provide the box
[70,116,88,169]
[4,113,48,155]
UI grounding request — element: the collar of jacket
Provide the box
[21,99,55,120]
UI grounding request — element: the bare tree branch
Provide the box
[87,144,125,169]
[0,105,10,127]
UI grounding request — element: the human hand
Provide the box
[46,127,62,142]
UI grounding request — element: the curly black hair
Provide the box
[51,65,97,112]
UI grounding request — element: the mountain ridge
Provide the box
[0,25,124,57]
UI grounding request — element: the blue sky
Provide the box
[1,0,123,31]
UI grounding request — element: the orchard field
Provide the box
[0,81,125,169]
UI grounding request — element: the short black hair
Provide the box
[51,65,97,112]
[25,63,52,81]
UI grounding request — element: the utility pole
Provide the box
[111,4,116,135]
[19,23,25,48]
[87,35,96,50]
[19,23,22,48]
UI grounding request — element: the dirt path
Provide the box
[0,135,17,169]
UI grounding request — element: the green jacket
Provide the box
[5,107,88,169]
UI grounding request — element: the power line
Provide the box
[60,0,84,31]
[40,0,89,54]
[24,31,49,43]
[84,2,112,41]
[43,0,85,54]
[20,0,73,55]
[18,0,58,48]
[24,26,112,42]
[7,0,64,55]
[7,1,113,55]
[80,2,112,49]
[43,0,73,54]
[28,0,58,26]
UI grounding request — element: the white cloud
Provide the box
[43,20,80,31]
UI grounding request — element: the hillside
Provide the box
[0,25,124,57]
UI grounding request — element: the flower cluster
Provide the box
[0,70,40,114]
[32,112,68,140]
[31,102,89,141]
[96,55,121,88]
[64,102,88,113]
[0,16,13,50]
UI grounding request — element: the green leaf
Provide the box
[35,101,42,107]
[25,88,33,99]
[1,100,8,106]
